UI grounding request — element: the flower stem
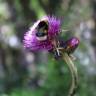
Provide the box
[62,53,78,96]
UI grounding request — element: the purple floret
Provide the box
[48,16,61,37]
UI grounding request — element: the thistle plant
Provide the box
[23,16,79,96]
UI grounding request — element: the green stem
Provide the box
[62,53,78,96]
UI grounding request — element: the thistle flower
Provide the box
[23,16,79,96]
[23,16,61,51]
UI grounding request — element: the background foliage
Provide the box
[0,0,96,96]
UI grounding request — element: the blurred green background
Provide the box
[0,0,96,96]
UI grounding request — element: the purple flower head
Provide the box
[61,37,79,54]
[23,16,61,51]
